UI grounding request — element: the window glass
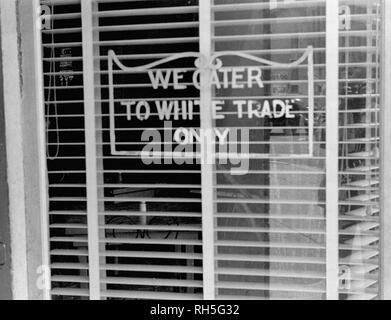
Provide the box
[213,0,327,299]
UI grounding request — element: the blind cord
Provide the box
[45,5,60,161]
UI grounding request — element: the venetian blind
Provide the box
[338,0,382,300]
[94,0,203,300]
[38,0,383,300]
[42,0,204,300]
[41,1,90,299]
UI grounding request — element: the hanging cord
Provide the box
[46,5,60,160]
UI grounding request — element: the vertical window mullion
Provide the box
[381,0,391,300]
[199,0,216,300]
[81,0,101,300]
[325,0,340,300]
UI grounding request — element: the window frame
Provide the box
[14,0,391,300]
